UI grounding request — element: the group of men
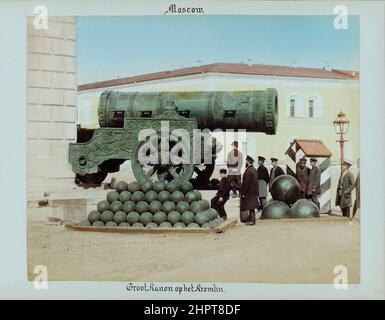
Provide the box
[210,141,286,225]
[295,157,321,207]
[210,141,359,224]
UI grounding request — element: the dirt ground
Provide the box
[27,198,360,284]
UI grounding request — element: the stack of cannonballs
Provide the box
[79,180,224,228]
[261,175,320,220]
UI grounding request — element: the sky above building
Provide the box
[77,15,359,84]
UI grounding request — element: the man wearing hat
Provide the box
[296,157,310,199]
[227,141,243,198]
[240,155,259,225]
[210,169,231,220]
[307,158,321,208]
[257,156,270,209]
[335,160,355,217]
[269,157,284,190]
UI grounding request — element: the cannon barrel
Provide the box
[98,89,278,134]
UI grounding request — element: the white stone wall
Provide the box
[27,17,77,197]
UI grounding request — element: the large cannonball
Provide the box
[153,211,167,224]
[92,221,104,227]
[163,201,176,213]
[127,181,141,193]
[185,191,198,204]
[100,210,114,223]
[170,191,184,203]
[149,200,162,213]
[113,211,127,224]
[146,222,158,228]
[131,191,145,203]
[145,191,158,203]
[158,190,170,203]
[289,199,320,219]
[187,222,200,228]
[153,181,166,193]
[181,211,194,224]
[126,211,140,224]
[159,222,172,228]
[173,222,186,228]
[140,211,153,225]
[119,191,131,203]
[136,201,149,214]
[207,208,218,220]
[192,190,202,200]
[140,180,153,193]
[270,175,300,205]
[166,181,180,193]
[132,222,144,228]
[115,181,128,193]
[110,201,123,213]
[97,200,110,213]
[105,221,118,227]
[88,210,100,223]
[190,201,203,214]
[123,200,135,213]
[195,212,209,225]
[261,200,290,220]
[119,222,130,227]
[106,191,120,203]
[180,181,193,193]
[176,201,190,213]
[200,199,210,210]
[207,220,217,228]
[168,211,181,224]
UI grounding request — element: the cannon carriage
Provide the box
[69,88,278,188]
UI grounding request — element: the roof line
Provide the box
[78,62,359,91]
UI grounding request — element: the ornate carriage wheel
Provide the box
[131,134,194,184]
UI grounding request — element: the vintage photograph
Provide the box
[27,15,360,283]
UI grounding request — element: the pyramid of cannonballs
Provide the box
[261,175,320,219]
[79,180,224,229]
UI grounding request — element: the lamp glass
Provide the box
[333,121,342,134]
[342,122,350,134]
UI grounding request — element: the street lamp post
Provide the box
[333,111,351,171]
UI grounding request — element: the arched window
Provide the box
[287,93,304,117]
[306,94,322,118]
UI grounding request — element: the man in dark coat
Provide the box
[269,157,284,190]
[296,157,310,198]
[257,156,269,209]
[240,155,259,225]
[335,160,355,217]
[211,169,231,220]
[307,158,321,208]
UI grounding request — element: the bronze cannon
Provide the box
[69,89,278,188]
